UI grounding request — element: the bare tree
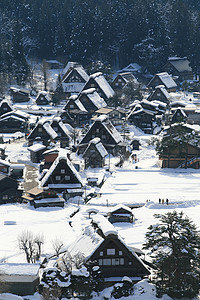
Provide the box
[52,238,64,257]
[18,230,36,263]
[41,59,50,91]
[18,230,44,263]
[61,251,73,274]
[72,252,85,269]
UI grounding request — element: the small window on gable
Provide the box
[38,127,43,132]
[70,104,74,108]
[100,251,103,256]
[119,251,123,256]
[96,128,100,133]
[65,175,70,180]
[61,169,65,174]
[107,248,115,255]
[54,127,58,131]
[3,107,7,111]
[2,195,8,200]
[56,175,61,181]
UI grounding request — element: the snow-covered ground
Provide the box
[1,128,200,299]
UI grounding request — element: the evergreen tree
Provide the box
[143,211,200,298]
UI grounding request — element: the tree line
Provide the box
[1,0,200,86]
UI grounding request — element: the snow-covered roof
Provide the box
[92,214,118,237]
[109,204,133,214]
[0,159,10,167]
[0,109,29,120]
[83,137,108,158]
[0,263,40,276]
[80,88,107,109]
[156,72,177,89]
[40,149,83,187]
[42,122,58,139]
[120,63,142,73]
[88,72,115,99]
[0,115,26,123]
[155,85,171,99]
[27,143,46,152]
[168,57,192,72]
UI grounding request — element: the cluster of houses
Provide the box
[0,55,200,296]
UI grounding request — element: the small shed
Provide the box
[108,205,135,223]
[28,143,47,163]
[0,263,40,296]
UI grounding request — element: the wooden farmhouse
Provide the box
[0,263,40,295]
[39,148,63,171]
[82,137,108,169]
[0,99,13,116]
[78,115,125,155]
[35,91,51,105]
[63,95,89,126]
[82,72,115,101]
[147,85,171,104]
[78,88,107,113]
[171,108,187,123]
[39,149,83,198]
[62,65,89,96]
[0,174,23,204]
[23,186,64,208]
[120,63,142,75]
[147,72,177,92]
[50,117,70,148]
[0,110,29,133]
[10,87,30,103]
[112,72,138,90]
[163,57,193,82]
[28,119,58,146]
[127,103,156,133]
[62,215,150,283]
[107,205,135,223]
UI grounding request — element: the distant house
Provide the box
[171,108,187,123]
[0,263,40,295]
[10,87,30,103]
[82,137,108,169]
[112,72,138,90]
[0,110,29,133]
[62,215,150,282]
[127,101,157,133]
[147,72,177,92]
[50,117,71,148]
[78,88,107,113]
[163,57,193,82]
[62,65,89,96]
[36,91,51,106]
[0,99,13,116]
[0,174,23,204]
[119,63,142,75]
[78,115,125,155]
[147,85,171,104]
[82,72,115,101]
[63,95,89,126]
[39,149,83,198]
[23,186,64,208]
[46,59,64,69]
[28,119,58,146]
[108,205,135,223]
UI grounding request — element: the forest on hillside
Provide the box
[1,0,200,84]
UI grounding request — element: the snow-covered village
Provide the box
[0,56,200,300]
[2,1,200,299]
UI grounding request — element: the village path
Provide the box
[23,164,39,193]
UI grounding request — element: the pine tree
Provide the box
[143,211,200,298]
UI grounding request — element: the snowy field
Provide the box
[1,131,200,299]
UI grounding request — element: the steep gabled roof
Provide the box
[79,88,107,110]
[83,137,108,158]
[148,72,177,89]
[87,72,115,99]
[167,57,192,73]
[40,149,83,187]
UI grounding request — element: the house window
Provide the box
[96,128,100,133]
[92,135,95,138]
[157,93,160,96]
[61,169,65,174]
[103,258,111,265]
[107,248,115,255]
[100,251,103,256]
[118,78,122,82]
[129,261,132,265]
[102,135,106,139]
[56,175,61,181]
[119,251,123,256]
[99,259,103,265]
[38,128,42,132]
[65,175,70,180]
[112,258,120,265]
[3,107,7,111]
[120,258,124,265]
[90,149,95,153]
[54,127,58,131]
[91,83,95,87]
[2,195,8,200]
[70,104,74,108]
[115,82,119,86]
